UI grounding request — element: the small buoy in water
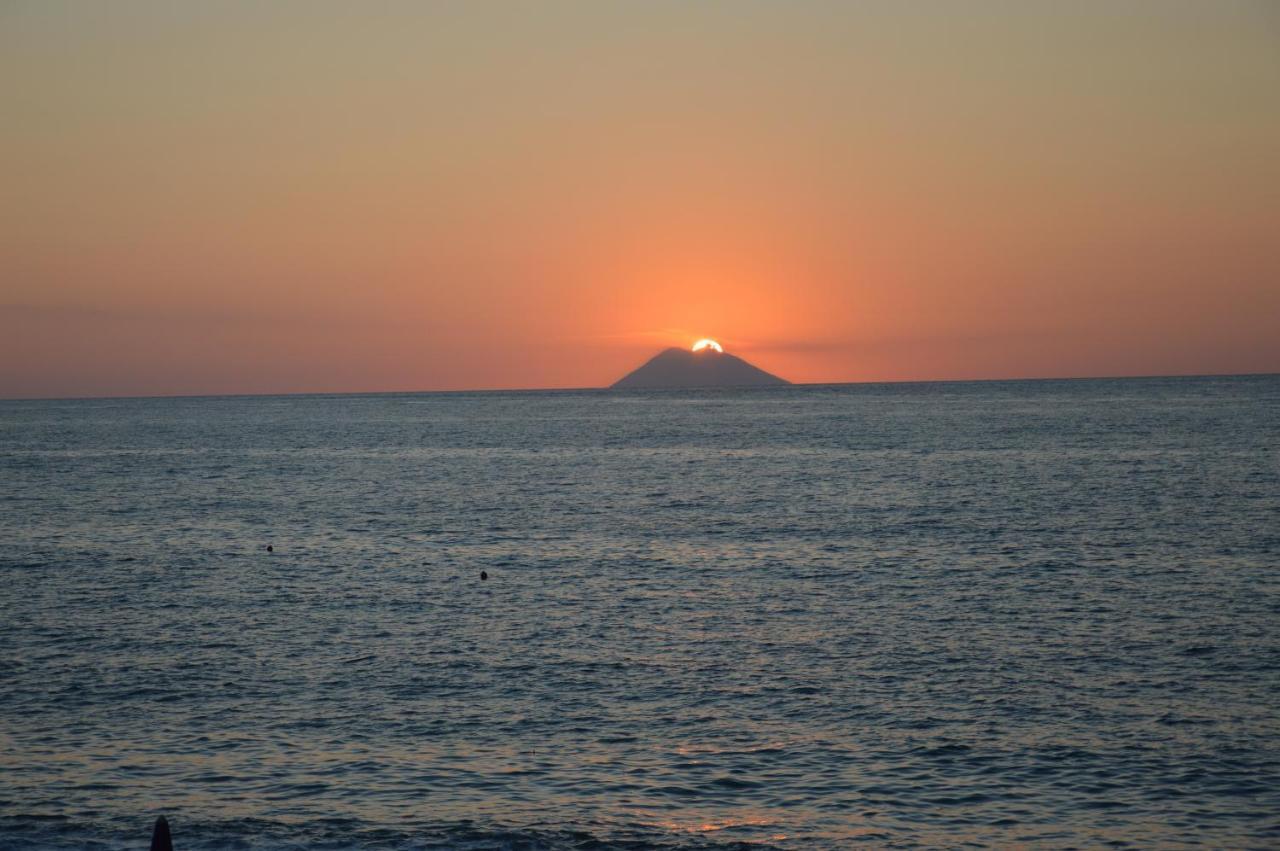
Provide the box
[480,570,488,581]
[150,815,173,851]
[266,545,273,552]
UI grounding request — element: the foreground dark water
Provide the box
[2,376,1278,849]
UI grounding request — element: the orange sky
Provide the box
[2,1,1278,398]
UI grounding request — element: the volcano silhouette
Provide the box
[611,347,789,389]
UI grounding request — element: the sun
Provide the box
[691,338,723,353]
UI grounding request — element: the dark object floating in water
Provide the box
[610,346,788,389]
[266,545,273,552]
[150,816,173,851]
[480,570,488,581]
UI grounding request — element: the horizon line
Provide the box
[1,369,1277,404]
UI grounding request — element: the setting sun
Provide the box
[2,4,1277,850]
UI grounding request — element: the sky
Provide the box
[2,1,1278,398]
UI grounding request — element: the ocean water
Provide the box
[1,376,1278,850]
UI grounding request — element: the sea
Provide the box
[1,376,1277,849]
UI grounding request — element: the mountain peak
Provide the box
[610,346,788,389]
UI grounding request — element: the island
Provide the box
[611,342,789,389]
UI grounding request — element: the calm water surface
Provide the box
[1,377,1278,849]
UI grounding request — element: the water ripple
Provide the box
[1,376,1278,848]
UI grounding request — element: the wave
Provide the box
[0,814,781,851]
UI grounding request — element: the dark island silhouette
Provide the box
[611,344,789,389]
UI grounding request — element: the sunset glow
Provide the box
[3,5,1278,848]
[1,3,1277,398]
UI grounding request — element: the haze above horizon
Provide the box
[3,1,1278,399]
